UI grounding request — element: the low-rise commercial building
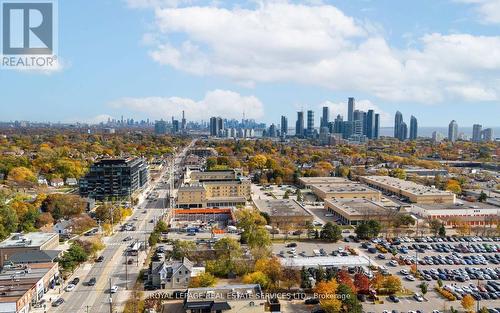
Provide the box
[360,176,456,204]
[311,183,381,201]
[0,233,59,267]
[324,199,395,226]
[0,262,59,313]
[184,169,242,183]
[183,284,265,313]
[410,201,500,227]
[254,199,313,229]
[297,177,350,188]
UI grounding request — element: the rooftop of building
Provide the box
[312,183,380,194]
[0,262,57,302]
[179,184,206,192]
[254,199,312,217]
[325,199,391,217]
[298,177,350,185]
[415,201,500,211]
[361,176,454,196]
[186,284,262,300]
[0,233,58,249]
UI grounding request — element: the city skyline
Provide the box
[1,1,499,126]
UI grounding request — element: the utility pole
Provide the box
[125,254,128,290]
[109,278,113,313]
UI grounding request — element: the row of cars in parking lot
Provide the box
[417,266,500,283]
[443,280,500,301]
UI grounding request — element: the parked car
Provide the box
[110,285,118,293]
[65,284,76,292]
[52,298,65,307]
[87,277,96,286]
[304,297,320,305]
[96,255,104,262]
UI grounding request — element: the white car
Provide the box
[405,275,416,281]
[65,284,76,292]
[413,293,424,302]
[110,285,118,293]
[400,269,409,275]
[389,260,398,267]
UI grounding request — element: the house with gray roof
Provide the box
[148,257,193,289]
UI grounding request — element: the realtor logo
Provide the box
[1,0,58,69]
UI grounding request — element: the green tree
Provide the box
[320,222,342,242]
[428,218,442,236]
[478,191,487,202]
[438,223,446,237]
[337,284,362,313]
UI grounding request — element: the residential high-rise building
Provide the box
[209,117,224,137]
[394,111,403,140]
[482,128,494,141]
[280,116,288,137]
[321,106,330,128]
[295,111,304,137]
[79,157,149,200]
[374,114,380,139]
[172,120,179,134]
[348,97,355,122]
[268,124,277,137]
[409,115,418,140]
[400,122,408,141]
[366,110,375,139]
[448,120,458,142]
[333,115,343,134]
[306,110,315,137]
[432,131,444,143]
[154,120,168,135]
[472,124,482,142]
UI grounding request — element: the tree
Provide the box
[355,220,381,240]
[35,212,54,229]
[461,294,475,313]
[7,167,35,185]
[337,283,362,313]
[383,275,402,294]
[242,271,270,289]
[478,191,487,202]
[446,179,462,195]
[456,223,471,236]
[281,268,299,290]
[314,279,341,313]
[189,272,218,288]
[320,222,342,242]
[354,273,370,294]
[255,257,282,288]
[418,282,428,296]
[296,189,303,202]
[41,194,86,220]
[390,168,407,180]
[438,223,446,237]
[249,154,267,170]
[337,269,356,292]
[428,218,442,236]
[300,267,312,289]
[171,240,196,259]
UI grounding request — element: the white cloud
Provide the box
[139,1,500,104]
[319,99,392,125]
[125,0,197,8]
[457,0,500,24]
[109,89,264,120]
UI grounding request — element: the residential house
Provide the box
[53,219,73,235]
[37,176,48,185]
[65,178,78,186]
[50,178,64,188]
[148,258,193,289]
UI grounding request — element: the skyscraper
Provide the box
[374,114,380,139]
[409,115,418,140]
[482,128,493,141]
[348,97,355,122]
[400,122,408,141]
[209,117,224,137]
[448,120,458,142]
[154,120,168,135]
[306,110,315,137]
[321,106,329,128]
[333,115,343,134]
[280,116,288,137]
[366,110,375,139]
[394,111,403,140]
[181,110,186,131]
[295,111,304,137]
[472,124,482,142]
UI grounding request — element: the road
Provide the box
[52,139,195,313]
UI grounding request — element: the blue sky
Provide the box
[1,0,500,127]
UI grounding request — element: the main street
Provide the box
[52,139,195,313]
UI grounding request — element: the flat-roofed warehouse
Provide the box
[254,199,313,229]
[360,176,456,204]
[298,177,350,188]
[410,201,500,227]
[325,199,396,226]
[311,183,381,201]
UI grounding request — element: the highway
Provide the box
[52,139,195,313]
